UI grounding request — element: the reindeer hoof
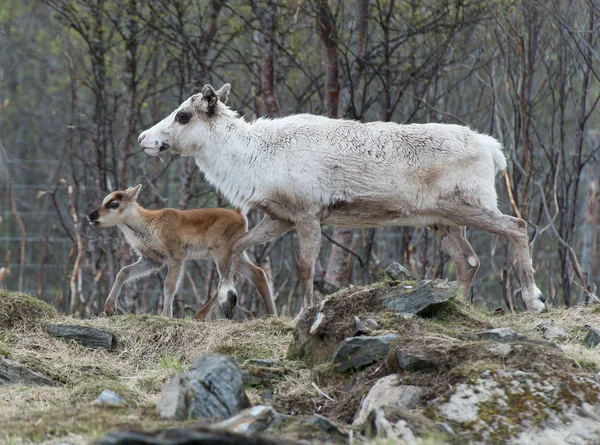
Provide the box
[223,290,237,320]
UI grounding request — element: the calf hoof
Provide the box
[104,302,115,317]
[222,290,237,320]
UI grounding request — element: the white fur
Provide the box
[140,95,506,228]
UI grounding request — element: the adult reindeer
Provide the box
[138,83,546,318]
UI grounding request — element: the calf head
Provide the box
[88,184,142,227]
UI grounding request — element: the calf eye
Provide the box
[108,201,119,209]
[175,110,192,125]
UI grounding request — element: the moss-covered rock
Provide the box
[429,369,600,444]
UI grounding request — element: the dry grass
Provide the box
[0,290,57,329]
[0,291,294,444]
[491,305,600,370]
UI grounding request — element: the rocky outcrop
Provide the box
[288,279,458,365]
[431,369,600,444]
[157,354,249,421]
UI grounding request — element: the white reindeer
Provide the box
[138,83,546,318]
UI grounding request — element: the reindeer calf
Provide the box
[87,185,277,319]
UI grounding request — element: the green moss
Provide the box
[0,290,57,329]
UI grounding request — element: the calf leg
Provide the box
[295,217,322,317]
[105,257,163,316]
[238,253,278,317]
[163,260,184,317]
[433,225,480,300]
[438,202,545,313]
[193,291,218,321]
[218,216,294,319]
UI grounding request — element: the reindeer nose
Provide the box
[138,132,146,144]
[88,210,99,221]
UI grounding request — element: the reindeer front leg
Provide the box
[163,259,184,317]
[218,216,294,319]
[105,257,161,316]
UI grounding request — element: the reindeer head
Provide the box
[138,84,231,157]
[88,184,142,227]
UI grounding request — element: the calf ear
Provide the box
[202,84,218,113]
[125,184,142,201]
[216,83,231,104]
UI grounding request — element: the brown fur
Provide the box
[88,185,277,319]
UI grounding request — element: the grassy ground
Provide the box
[1,289,600,444]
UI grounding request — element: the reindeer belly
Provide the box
[322,200,456,228]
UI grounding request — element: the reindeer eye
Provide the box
[108,201,119,209]
[175,110,192,125]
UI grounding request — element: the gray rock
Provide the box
[332,334,398,372]
[215,405,285,435]
[92,426,296,445]
[432,369,600,444]
[385,262,417,282]
[535,320,567,342]
[353,374,423,425]
[382,280,457,317]
[364,406,454,442]
[395,349,436,372]
[91,389,127,406]
[0,356,56,386]
[157,354,249,421]
[584,327,600,348]
[47,324,116,349]
[474,328,525,343]
[303,415,349,441]
[354,316,374,336]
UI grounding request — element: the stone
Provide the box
[92,426,296,445]
[332,334,398,372]
[385,262,417,282]
[584,327,600,348]
[0,356,56,386]
[474,327,525,343]
[395,349,437,372]
[287,305,319,360]
[431,369,600,444]
[157,354,249,421]
[303,415,349,441]
[354,316,373,336]
[215,405,286,435]
[91,389,127,406]
[46,324,116,349]
[486,343,512,357]
[353,374,423,425]
[535,320,567,342]
[243,358,280,368]
[382,280,457,317]
[364,406,454,442]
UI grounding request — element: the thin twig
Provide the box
[311,382,334,402]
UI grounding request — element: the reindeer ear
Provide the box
[202,84,218,112]
[216,83,231,104]
[125,184,142,201]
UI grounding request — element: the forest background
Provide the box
[0,0,599,317]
